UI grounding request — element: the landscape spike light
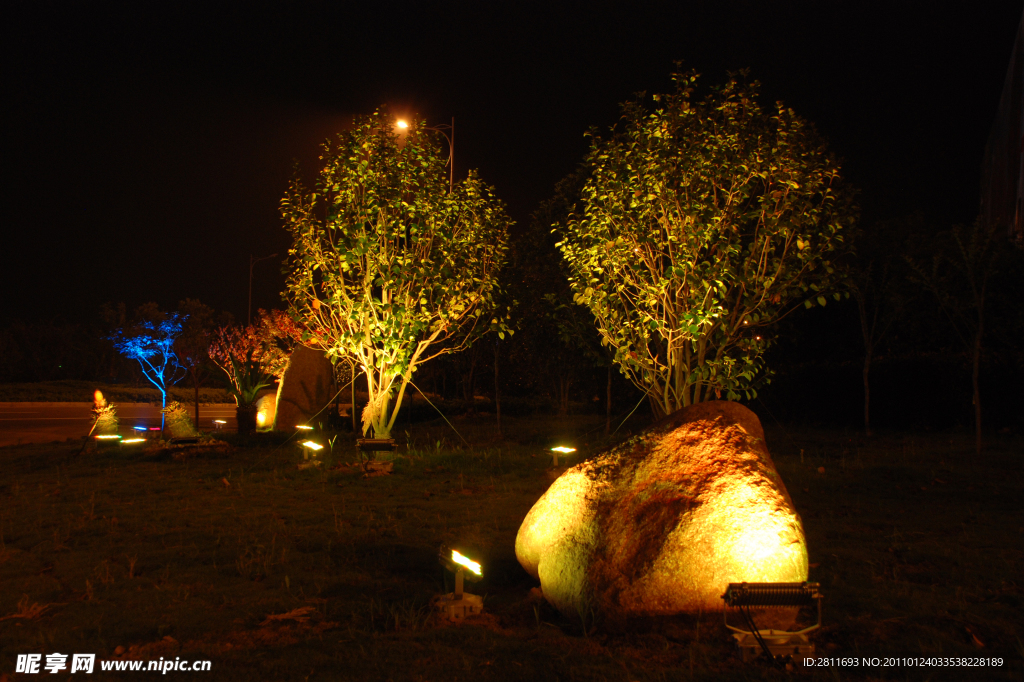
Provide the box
[435,546,484,620]
[451,550,482,576]
[213,420,226,424]
[296,425,313,431]
[550,445,576,466]
[301,440,323,451]
[121,438,146,444]
[94,434,121,440]
[133,426,147,432]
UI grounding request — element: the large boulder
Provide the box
[515,401,807,619]
[273,345,334,431]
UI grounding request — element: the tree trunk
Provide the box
[856,293,873,437]
[605,365,612,436]
[494,341,501,438]
[194,378,201,430]
[557,375,571,415]
[972,320,983,455]
[351,362,357,433]
[237,404,257,435]
[462,351,477,409]
[862,352,872,437]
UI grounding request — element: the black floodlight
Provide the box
[356,438,396,452]
[721,582,822,663]
[356,437,396,466]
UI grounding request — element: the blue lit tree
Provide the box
[110,315,187,429]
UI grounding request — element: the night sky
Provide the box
[3,2,1021,325]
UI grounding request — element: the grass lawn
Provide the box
[0,414,1021,680]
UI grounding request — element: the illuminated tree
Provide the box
[281,109,511,438]
[109,314,186,429]
[558,70,856,416]
[208,310,298,434]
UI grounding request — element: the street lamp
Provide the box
[248,253,278,327]
[396,117,454,193]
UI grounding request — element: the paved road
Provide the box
[0,403,238,448]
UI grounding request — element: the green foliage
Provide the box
[558,69,856,415]
[282,109,512,437]
[161,400,200,438]
[225,350,274,408]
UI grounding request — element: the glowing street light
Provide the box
[394,117,455,193]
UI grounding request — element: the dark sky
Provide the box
[2,2,1021,324]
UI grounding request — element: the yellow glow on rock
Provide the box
[451,550,482,575]
[516,401,808,618]
[257,411,266,426]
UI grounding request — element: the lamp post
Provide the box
[248,253,278,327]
[396,117,454,193]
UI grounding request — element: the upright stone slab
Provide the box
[516,401,808,619]
[273,345,334,431]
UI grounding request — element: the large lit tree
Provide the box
[281,109,511,438]
[558,70,856,416]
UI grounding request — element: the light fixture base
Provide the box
[433,592,483,621]
[732,632,814,663]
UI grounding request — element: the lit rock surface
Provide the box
[273,345,334,431]
[256,392,277,429]
[515,401,807,618]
